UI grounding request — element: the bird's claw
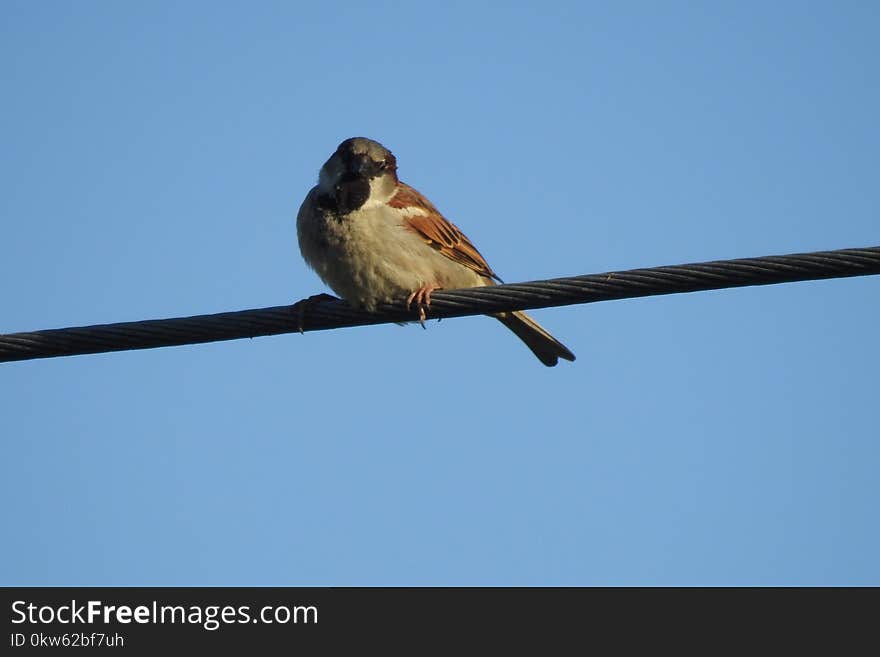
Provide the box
[406,284,441,329]
[291,293,339,333]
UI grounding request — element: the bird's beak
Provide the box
[351,154,372,176]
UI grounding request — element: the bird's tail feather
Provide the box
[494,310,576,367]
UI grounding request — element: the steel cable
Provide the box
[1,245,878,363]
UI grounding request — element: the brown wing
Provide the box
[389,182,500,282]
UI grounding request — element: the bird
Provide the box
[296,137,575,366]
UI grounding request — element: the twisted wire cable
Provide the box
[2,245,878,363]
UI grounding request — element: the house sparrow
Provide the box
[296,137,575,366]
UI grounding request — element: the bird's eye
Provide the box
[377,160,388,170]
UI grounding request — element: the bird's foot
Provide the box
[405,284,441,328]
[291,293,339,333]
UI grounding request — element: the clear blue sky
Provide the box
[1,1,878,585]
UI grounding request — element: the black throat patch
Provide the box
[318,174,371,216]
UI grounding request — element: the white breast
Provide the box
[297,188,486,311]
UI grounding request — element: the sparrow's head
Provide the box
[317,137,399,214]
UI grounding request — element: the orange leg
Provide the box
[406,284,441,328]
